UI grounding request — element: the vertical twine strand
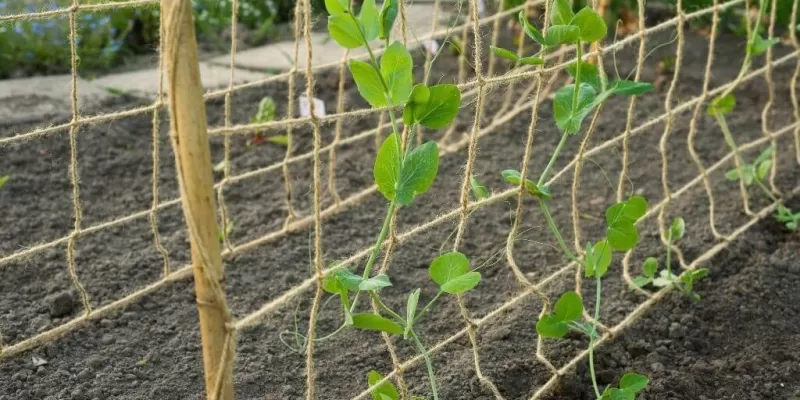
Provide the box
[301,0,326,398]
[216,0,239,253]
[150,4,171,278]
[761,0,780,193]
[66,0,92,317]
[283,0,304,225]
[790,0,800,166]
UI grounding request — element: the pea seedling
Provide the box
[282,0,472,398]
[630,217,710,301]
[248,96,285,147]
[707,94,799,231]
[0,175,8,190]
[495,2,655,397]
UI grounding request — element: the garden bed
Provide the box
[0,26,798,400]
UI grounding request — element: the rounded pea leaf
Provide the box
[395,141,439,205]
[359,0,380,41]
[606,388,635,400]
[329,14,366,49]
[352,313,404,335]
[368,370,399,400]
[359,274,393,291]
[350,59,388,107]
[553,83,597,135]
[670,217,685,240]
[551,0,575,25]
[429,251,470,287]
[543,25,581,46]
[707,93,736,116]
[381,42,413,105]
[554,291,583,321]
[325,0,349,14]
[470,175,490,200]
[567,61,601,91]
[411,84,430,105]
[619,372,649,393]
[589,240,612,278]
[413,84,461,129]
[756,159,772,181]
[379,0,398,40]
[335,269,365,291]
[536,314,569,338]
[440,272,481,294]
[571,7,607,42]
[643,257,658,278]
[323,274,344,294]
[374,133,401,201]
[490,46,519,62]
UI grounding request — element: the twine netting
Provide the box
[1,0,799,398]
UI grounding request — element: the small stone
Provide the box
[76,368,95,382]
[85,357,105,370]
[100,334,115,345]
[71,389,87,400]
[30,315,50,332]
[650,362,665,372]
[99,319,114,328]
[668,322,685,339]
[12,369,31,382]
[48,291,75,318]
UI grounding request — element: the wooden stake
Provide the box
[161,1,233,399]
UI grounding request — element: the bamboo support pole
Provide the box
[161,1,234,399]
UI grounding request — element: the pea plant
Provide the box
[493,2,656,398]
[630,217,710,301]
[705,0,798,231]
[281,0,475,398]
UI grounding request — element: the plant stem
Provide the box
[368,291,405,323]
[665,231,673,278]
[571,40,583,114]
[587,273,602,400]
[539,198,583,265]
[537,132,571,187]
[410,330,440,400]
[413,291,443,325]
[351,202,397,313]
[714,114,749,189]
[755,178,780,203]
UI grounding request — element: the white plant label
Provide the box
[299,95,326,118]
[423,39,440,55]
[477,0,487,17]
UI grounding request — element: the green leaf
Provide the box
[490,46,519,62]
[607,388,635,400]
[352,313,404,335]
[571,7,607,42]
[325,0,349,14]
[410,84,430,105]
[470,176,490,200]
[0,175,7,190]
[359,0,380,41]
[519,56,545,65]
[619,372,649,393]
[754,145,776,165]
[335,269,364,291]
[379,0,398,40]
[441,272,481,294]
[536,314,569,338]
[585,240,612,278]
[429,251,470,286]
[630,276,652,289]
[368,370,400,400]
[359,274,393,291]
[551,0,575,25]
[567,61,601,91]
[756,159,772,181]
[405,289,420,336]
[748,34,779,57]
[707,93,736,116]
[643,257,658,278]
[605,196,648,251]
[519,11,545,44]
[329,14,365,49]
[725,165,755,185]
[553,83,597,135]
[691,268,710,280]
[609,80,655,96]
[544,25,581,46]
[374,133,402,201]
[253,97,277,123]
[554,291,583,321]
[501,169,551,200]
[323,274,345,294]
[670,217,685,241]
[267,135,289,146]
[381,42,413,105]
[396,141,439,205]
[412,84,461,129]
[350,59,387,106]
